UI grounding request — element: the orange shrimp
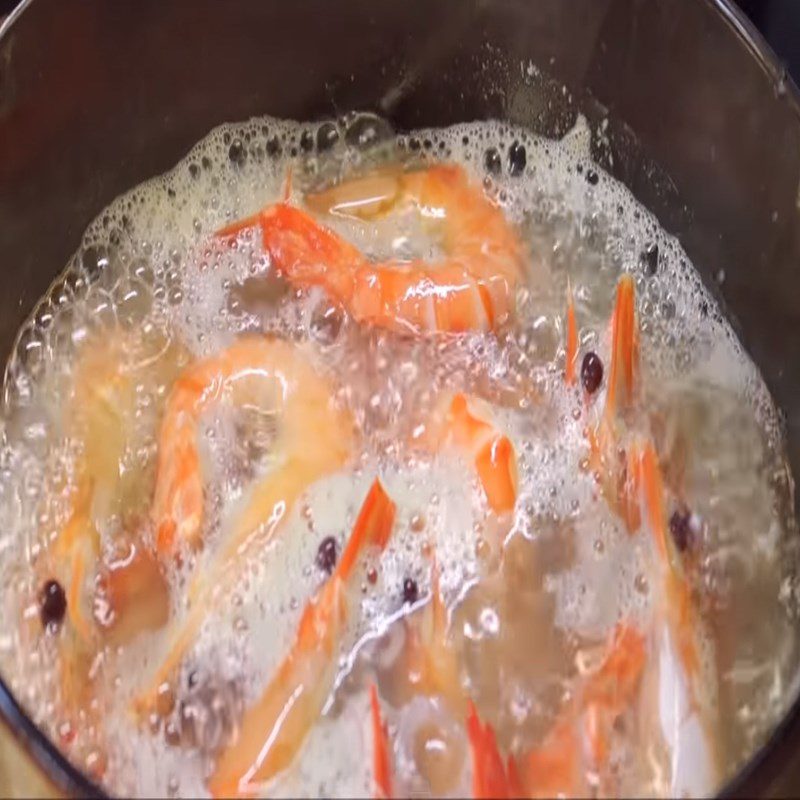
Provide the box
[208,478,396,798]
[587,274,642,532]
[639,441,719,796]
[521,623,646,797]
[429,393,517,515]
[134,336,354,716]
[217,164,525,335]
[153,335,352,556]
[30,328,182,764]
[370,683,394,800]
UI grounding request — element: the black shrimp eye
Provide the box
[40,579,67,630]
[581,351,604,394]
[402,577,419,605]
[316,536,338,575]
[669,508,694,552]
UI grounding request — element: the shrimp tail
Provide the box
[370,683,393,800]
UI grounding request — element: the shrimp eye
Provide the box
[316,536,338,575]
[581,352,604,395]
[402,577,419,605]
[40,579,67,631]
[669,508,694,553]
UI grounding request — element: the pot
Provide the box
[1,0,799,795]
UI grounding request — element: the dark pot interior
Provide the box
[1,0,800,795]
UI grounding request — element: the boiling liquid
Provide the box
[0,112,796,798]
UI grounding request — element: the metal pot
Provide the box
[1,0,799,795]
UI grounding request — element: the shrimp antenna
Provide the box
[282,167,294,203]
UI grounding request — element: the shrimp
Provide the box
[455,622,651,799]
[217,164,525,335]
[428,392,517,515]
[570,276,717,792]
[153,336,352,556]
[639,441,719,796]
[133,336,354,716]
[511,624,645,797]
[30,329,181,767]
[208,478,396,798]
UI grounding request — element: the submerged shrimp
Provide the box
[30,330,180,768]
[135,336,354,715]
[568,277,718,794]
[208,479,396,798]
[464,624,645,798]
[639,442,719,796]
[153,335,353,556]
[217,164,526,335]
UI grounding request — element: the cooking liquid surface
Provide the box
[0,113,798,798]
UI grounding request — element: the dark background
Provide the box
[737,0,800,80]
[0,0,799,82]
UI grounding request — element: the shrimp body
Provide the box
[153,336,353,556]
[208,479,396,797]
[52,330,178,637]
[218,165,525,335]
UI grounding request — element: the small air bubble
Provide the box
[508,141,527,176]
[266,136,282,158]
[228,139,246,166]
[484,147,502,176]
[316,122,340,152]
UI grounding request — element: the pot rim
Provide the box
[0,0,798,796]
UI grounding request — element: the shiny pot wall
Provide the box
[1,0,799,796]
